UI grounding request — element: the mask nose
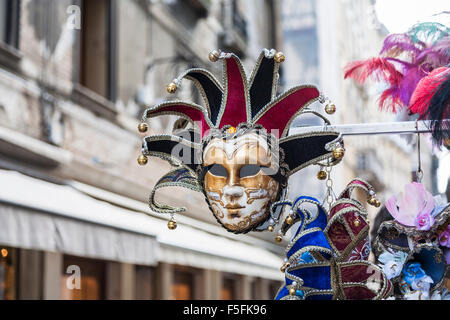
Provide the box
[228,169,240,187]
[223,185,244,203]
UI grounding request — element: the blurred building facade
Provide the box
[0,0,286,300]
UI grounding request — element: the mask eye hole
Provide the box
[260,166,277,176]
[208,164,228,177]
[240,164,261,178]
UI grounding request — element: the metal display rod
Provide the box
[289,120,449,136]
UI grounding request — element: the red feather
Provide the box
[379,86,405,112]
[409,67,450,116]
[344,57,403,86]
[344,57,406,112]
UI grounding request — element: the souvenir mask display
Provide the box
[274,179,392,300]
[136,43,447,300]
[138,49,344,234]
[343,22,450,299]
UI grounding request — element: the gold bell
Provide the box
[275,235,283,243]
[267,225,274,232]
[274,51,285,63]
[353,218,361,227]
[168,219,177,230]
[317,170,327,180]
[280,262,290,273]
[333,147,345,160]
[445,138,450,148]
[325,103,336,115]
[374,199,381,208]
[137,154,148,165]
[286,215,294,225]
[368,195,377,206]
[166,82,177,94]
[227,126,237,134]
[138,122,148,133]
[208,49,220,62]
[289,287,296,296]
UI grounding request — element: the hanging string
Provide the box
[415,119,423,183]
[325,159,334,211]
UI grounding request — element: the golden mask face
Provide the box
[203,132,279,233]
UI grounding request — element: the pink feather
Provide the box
[385,196,400,220]
[379,86,405,112]
[344,58,407,112]
[410,67,450,116]
[386,182,436,227]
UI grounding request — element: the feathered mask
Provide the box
[374,182,449,299]
[137,49,344,234]
[344,22,449,147]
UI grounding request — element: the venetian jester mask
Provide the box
[138,49,343,234]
